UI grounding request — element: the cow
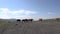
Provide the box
[28,19,33,22]
[55,18,60,22]
[22,19,28,22]
[17,19,21,22]
[16,19,21,25]
[22,19,33,22]
[39,19,43,22]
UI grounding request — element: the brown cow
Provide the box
[27,19,33,22]
[55,18,60,22]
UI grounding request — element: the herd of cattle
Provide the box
[17,19,34,22]
[15,19,34,25]
[8,18,60,25]
[16,18,60,22]
[16,19,43,22]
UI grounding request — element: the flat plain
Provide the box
[0,19,60,34]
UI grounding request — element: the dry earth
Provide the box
[0,21,60,34]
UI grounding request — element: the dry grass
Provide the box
[0,19,60,34]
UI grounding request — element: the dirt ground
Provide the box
[0,21,60,34]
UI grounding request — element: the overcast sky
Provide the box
[0,0,60,19]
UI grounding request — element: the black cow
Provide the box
[22,19,33,22]
[22,19,28,22]
[39,19,43,22]
[17,19,21,22]
[15,19,21,26]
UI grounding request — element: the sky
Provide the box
[0,0,60,20]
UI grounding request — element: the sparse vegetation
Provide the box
[0,18,60,34]
[0,20,16,27]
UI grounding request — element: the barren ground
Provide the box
[0,20,60,34]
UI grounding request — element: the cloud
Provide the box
[9,10,36,15]
[0,8,37,19]
[48,12,55,14]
